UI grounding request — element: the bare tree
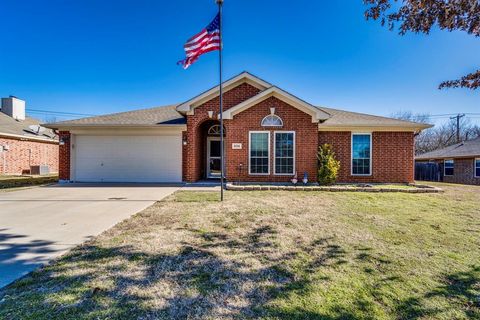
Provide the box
[391,111,480,154]
[364,0,480,90]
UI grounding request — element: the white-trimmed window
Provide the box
[475,158,480,178]
[261,115,283,127]
[274,131,295,175]
[351,133,372,175]
[249,131,270,175]
[444,159,454,176]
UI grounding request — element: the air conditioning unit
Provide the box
[30,165,50,175]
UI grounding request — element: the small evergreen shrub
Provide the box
[317,144,340,185]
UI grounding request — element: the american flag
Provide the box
[178,13,221,69]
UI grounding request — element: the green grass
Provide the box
[0,183,479,319]
[0,174,58,189]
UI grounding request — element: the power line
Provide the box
[26,108,97,117]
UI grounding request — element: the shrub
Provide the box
[317,144,340,185]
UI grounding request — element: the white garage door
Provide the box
[74,135,182,182]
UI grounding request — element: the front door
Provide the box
[207,137,222,178]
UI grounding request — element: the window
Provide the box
[207,124,224,136]
[261,115,283,127]
[249,132,270,175]
[352,133,371,175]
[274,132,295,175]
[475,159,480,178]
[444,159,454,176]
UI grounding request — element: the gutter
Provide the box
[0,132,58,144]
[43,124,187,130]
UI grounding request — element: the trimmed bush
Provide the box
[317,144,340,185]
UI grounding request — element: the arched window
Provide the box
[261,114,283,127]
[207,124,223,135]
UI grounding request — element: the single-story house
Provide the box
[0,96,58,175]
[45,72,430,184]
[416,137,480,185]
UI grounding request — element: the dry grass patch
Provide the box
[0,184,479,319]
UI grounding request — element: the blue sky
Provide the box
[0,0,478,124]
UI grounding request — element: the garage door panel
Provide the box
[74,135,182,182]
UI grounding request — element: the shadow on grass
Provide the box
[0,224,478,319]
[0,224,348,319]
[396,266,480,319]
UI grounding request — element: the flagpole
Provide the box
[217,0,224,201]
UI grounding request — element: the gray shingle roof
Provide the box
[318,106,432,129]
[44,101,431,131]
[44,105,185,128]
[0,112,58,142]
[416,137,480,160]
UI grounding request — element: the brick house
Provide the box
[46,72,430,184]
[416,137,480,185]
[0,96,59,175]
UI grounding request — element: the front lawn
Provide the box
[1,183,479,319]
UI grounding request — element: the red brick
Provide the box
[319,131,415,183]
[0,136,58,175]
[58,131,70,180]
[423,158,480,185]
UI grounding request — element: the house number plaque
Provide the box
[232,143,242,150]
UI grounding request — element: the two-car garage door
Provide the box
[74,135,182,183]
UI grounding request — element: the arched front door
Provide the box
[206,124,224,179]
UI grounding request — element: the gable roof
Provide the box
[0,112,58,142]
[222,86,330,123]
[43,72,433,132]
[176,71,271,114]
[416,137,480,160]
[44,105,185,129]
[317,106,432,131]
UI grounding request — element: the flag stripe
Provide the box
[178,13,220,69]
[185,34,220,52]
[185,29,208,45]
[185,37,220,56]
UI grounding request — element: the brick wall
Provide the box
[225,96,318,183]
[429,158,480,185]
[58,131,70,180]
[183,83,261,182]
[0,136,58,175]
[183,82,319,183]
[183,81,416,184]
[319,131,415,183]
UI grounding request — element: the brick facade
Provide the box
[183,83,261,182]
[58,82,417,184]
[426,158,480,185]
[225,96,318,182]
[0,136,58,175]
[58,131,70,180]
[319,131,415,183]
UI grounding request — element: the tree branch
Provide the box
[364,0,480,90]
[439,70,480,89]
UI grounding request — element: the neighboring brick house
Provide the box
[416,137,480,185]
[0,96,59,175]
[45,72,430,184]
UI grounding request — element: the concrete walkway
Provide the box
[0,183,179,288]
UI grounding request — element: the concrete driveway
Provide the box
[0,183,179,288]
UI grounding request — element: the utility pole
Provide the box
[450,114,465,143]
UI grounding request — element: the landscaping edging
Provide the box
[226,183,443,193]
